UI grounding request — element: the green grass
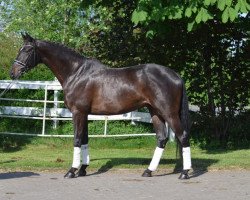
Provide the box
[0,136,250,173]
[0,119,154,136]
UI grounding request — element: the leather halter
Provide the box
[13,44,36,71]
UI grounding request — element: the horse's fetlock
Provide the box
[74,140,82,147]
[157,138,168,148]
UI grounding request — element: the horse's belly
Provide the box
[90,97,145,115]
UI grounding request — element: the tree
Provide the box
[0,0,249,146]
[131,0,250,146]
[0,0,111,79]
[184,19,249,146]
[1,0,82,43]
[132,0,250,34]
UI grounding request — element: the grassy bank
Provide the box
[0,136,249,172]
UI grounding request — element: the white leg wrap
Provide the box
[148,147,164,171]
[81,144,90,165]
[183,147,192,170]
[72,147,81,169]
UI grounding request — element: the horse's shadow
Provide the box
[87,157,218,178]
[0,172,40,180]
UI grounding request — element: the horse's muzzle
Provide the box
[10,64,23,80]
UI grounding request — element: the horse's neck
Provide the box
[36,41,83,85]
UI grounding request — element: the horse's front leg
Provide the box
[64,112,89,178]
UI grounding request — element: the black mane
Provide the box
[41,40,85,59]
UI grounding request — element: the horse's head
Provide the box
[10,33,40,79]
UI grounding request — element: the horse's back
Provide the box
[94,63,183,98]
[101,63,182,83]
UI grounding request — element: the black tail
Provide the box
[176,82,191,158]
[180,83,190,136]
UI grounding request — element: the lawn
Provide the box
[0,136,249,173]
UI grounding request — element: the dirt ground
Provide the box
[0,169,249,200]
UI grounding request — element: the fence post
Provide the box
[42,84,48,135]
[130,111,136,125]
[104,116,108,136]
[53,89,59,129]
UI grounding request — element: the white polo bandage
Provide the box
[148,147,164,171]
[81,144,90,165]
[72,147,81,169]
[183,147,192,170]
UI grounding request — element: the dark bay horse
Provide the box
[10,33,192,179]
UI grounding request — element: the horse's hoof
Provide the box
[142,169,152,177]
[77,169,87,177]
[76,165,88,177]
[64,171,76,179]
[178,170,190,180]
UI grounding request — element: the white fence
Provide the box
[0,80,199,138]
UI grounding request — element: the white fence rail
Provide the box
[0,80,199,138]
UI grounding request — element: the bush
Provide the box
[190,110,250,149]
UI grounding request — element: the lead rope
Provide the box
[0,80,17,98]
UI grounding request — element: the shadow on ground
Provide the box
[0,172,40,180]
[88,157,218,179]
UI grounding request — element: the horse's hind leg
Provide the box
[165,115,191,179]
[142,114,169,177]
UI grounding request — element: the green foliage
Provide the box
[1,0,81,44]
[20,65,54,81]
[196,8,213,23]
[130,0,250,147]
[0,33,20,79]
[132,10,148,24]
[0,0,249,148]
[0,0,112,51]
[0,32,54,80]
[191,111,250,148]
[0,117,154,136]
[132,0,250,31]
[81,0,152,67]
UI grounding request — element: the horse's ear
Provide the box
[21,32,34,43]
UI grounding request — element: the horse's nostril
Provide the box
[10,71,15,79]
